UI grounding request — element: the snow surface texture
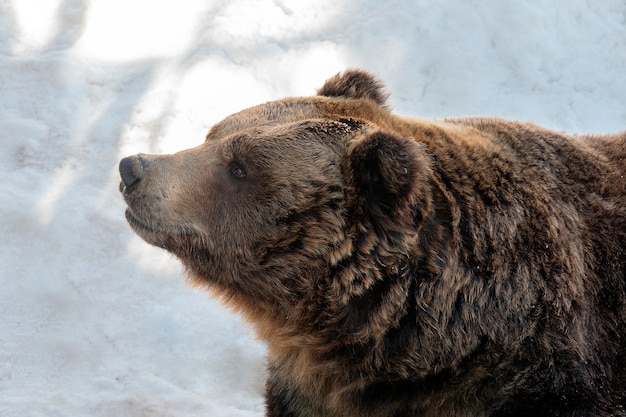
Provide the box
[1,1,625,416]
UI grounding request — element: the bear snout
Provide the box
[119,154,149,195]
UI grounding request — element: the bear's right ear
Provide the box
[342,129,432,223]
[317,70,389,107]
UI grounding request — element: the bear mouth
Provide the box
[125,208,201,241]
[125,208,167,235]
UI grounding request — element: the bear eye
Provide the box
[229,161,247,179]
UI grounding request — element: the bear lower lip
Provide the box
[125,209,162,234]
[125,209,190,238]
[124,208,202,254]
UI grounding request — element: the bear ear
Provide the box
[343,129,431,217]
[317,70,389,107]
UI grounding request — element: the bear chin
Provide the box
[124,208,190,247]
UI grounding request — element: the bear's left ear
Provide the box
[317,70,389,107]
[343,129,432,220]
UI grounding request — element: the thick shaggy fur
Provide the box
[120,70,626,416]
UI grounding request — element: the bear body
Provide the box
[120,70,626,417]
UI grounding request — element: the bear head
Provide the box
[119,70,433,343]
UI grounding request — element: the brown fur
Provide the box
[120,70,626,416]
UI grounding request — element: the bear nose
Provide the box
[119,154,147,195]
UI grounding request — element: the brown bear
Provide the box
[119,70,626,417]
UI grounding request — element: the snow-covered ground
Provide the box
[1,1,625,416]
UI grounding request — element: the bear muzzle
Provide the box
[119,153,173,236]
[118,151,207,242]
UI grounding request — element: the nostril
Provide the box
[119,155,146,194]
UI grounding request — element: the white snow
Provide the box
[1,0,625,415]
